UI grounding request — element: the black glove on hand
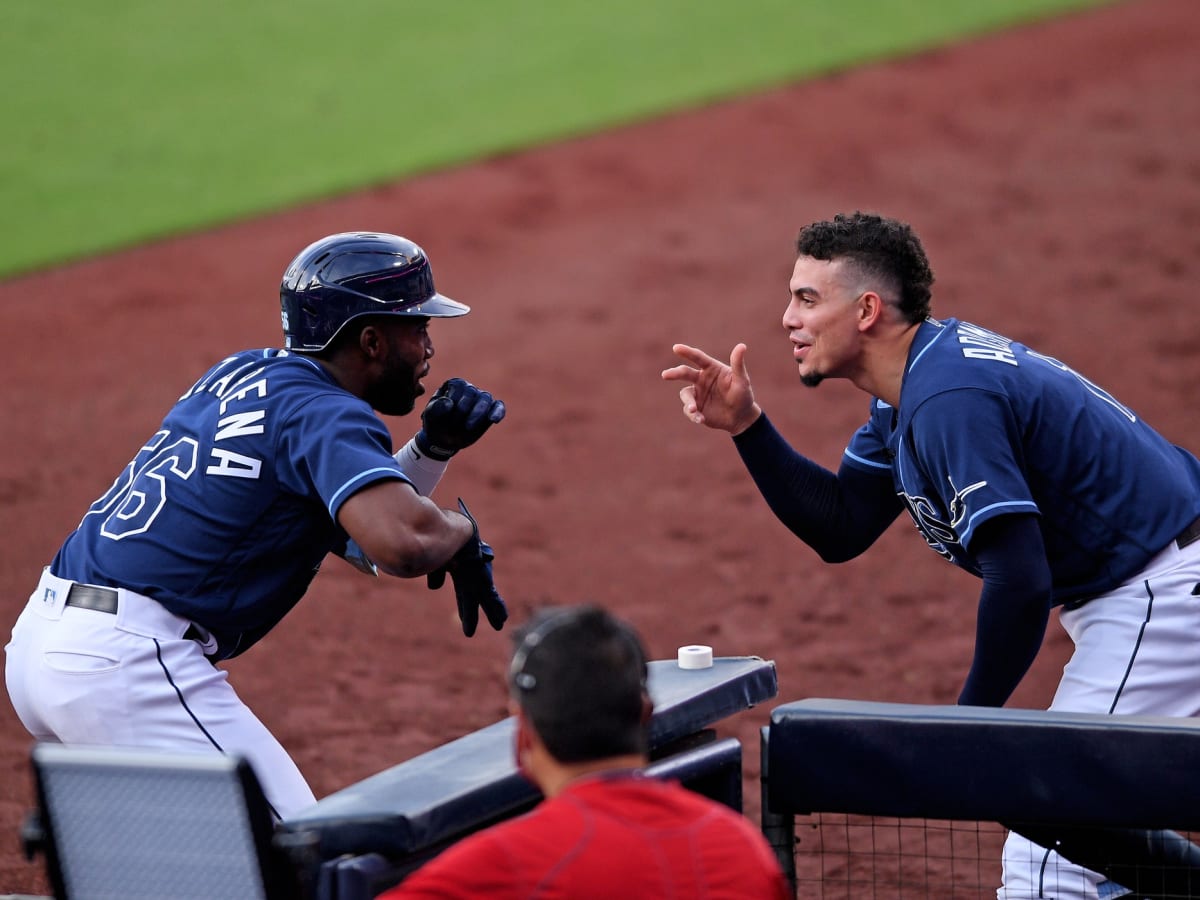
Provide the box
[415,378,506,461]
[428,498,508,637]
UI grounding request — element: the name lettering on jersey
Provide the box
[957,323,1017,366]
[207,448,262,478]
[218,376,267,411]
[207,375,269,479]
[214,409,266,441]
[179,357,259,402]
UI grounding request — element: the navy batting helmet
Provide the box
[280,232,469,351]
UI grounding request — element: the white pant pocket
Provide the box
[43,650,120,674]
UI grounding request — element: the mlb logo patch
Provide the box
[42,587,57,605]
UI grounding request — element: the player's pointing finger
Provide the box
[670,343,723,369]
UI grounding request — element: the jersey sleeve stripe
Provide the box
[328,467,410,516]
[961,500,1040,543]
[843,448,892,471]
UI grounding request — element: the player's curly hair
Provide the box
[796,212,934,323]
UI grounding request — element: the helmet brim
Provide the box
[396,292,470,318]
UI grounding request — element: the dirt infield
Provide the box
[2,0,1198,892]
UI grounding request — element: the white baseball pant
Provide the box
[5,569,316,820]
[999,534,1200,899]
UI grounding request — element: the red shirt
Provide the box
[380,773,791,899]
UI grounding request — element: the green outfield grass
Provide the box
[0,0,1112,279]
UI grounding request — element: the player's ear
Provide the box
[513,709,540,775]
[357,322,386,360]
[857,291,886,330]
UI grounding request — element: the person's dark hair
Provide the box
[305,316,367,358]
[305,313,425,359]
[508,605,649,763]
[796,212,934,323]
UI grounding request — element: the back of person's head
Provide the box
[796,211,934,324]
[508,605,650,763]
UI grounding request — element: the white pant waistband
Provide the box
[31,568,201,643]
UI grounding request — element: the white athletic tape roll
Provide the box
[677,644,714,669]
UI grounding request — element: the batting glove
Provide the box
[428,498,508,637]
[415,378,506,461]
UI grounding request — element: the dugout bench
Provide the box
[761,698,1200,899]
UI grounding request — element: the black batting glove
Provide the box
[415,378,506,461]
[427,498,508,637]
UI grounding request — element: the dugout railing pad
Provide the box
[765,698,1200,828]
[278,656,776,880]
[763,698,1200,897]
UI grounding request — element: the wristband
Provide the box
[414,429,456,462]
[394,437,450,497]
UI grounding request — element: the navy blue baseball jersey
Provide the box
[50,349,412,658]
[843,318,1200,603]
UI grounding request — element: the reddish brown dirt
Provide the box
[2,0,1198,893]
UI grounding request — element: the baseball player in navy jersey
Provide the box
[5,232,508,821]
[662,212,1200,899]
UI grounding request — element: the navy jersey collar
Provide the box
[905,317,954,378]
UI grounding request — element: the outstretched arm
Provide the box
[339,484,508,636]
[337,481,475,579]
[734,413,902,561]
[663,342,900,560]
